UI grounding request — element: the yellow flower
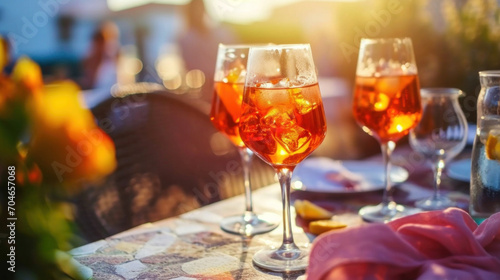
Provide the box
[29,80,116,188]
[12,56,44,94]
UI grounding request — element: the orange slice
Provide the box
[486,129,500,160]
[309,220,347,235]
[294,200,333,220]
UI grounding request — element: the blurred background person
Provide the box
[82,21,120,90]
[177,0,238,101]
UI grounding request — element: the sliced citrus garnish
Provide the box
[294,200,333,220]
[486,129,500,160]
[226,67,242,83]
[309,220,347,235]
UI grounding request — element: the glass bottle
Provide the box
[470,71,500,224]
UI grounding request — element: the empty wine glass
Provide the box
[353,38,422,223]
[409,88,468,210]
[239,44,327,271]
[210,44,280,235]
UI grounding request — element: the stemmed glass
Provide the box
[239,44,327,271]
[210,44,280,236]
[353,38,422,223]
[409,88,468,210]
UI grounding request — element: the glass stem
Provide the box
[276,166,298,251]
[381,141,396,210]
[239,148,254,216]
[432,159,445,200]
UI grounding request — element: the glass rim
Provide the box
[218,43,273,49]
[420,88,464,97]
[359,37,412,43]
[248,43,311,50]
[479,70,500,77]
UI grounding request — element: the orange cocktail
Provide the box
[209,44,280,236]
[352,38,422,223]
[210,81,245,147]
[240,84,326,166]
[353,74,421,143]
[240,44,326,272]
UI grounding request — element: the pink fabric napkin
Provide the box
[307,208,500,280]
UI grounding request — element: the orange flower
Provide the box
[0,55,36,161]
[28,80,116,187]
[0,74,16,117]
[0,57,41,117]
[0,35,9,71]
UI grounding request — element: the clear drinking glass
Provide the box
[353,38,422,222]
[239,44,327,271]
[409,88,468,210]
[210,44,280,236]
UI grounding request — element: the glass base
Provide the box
[415,196,455,211]
[359,202,420,223]
[220,212,280,236]
[253,245,309,272]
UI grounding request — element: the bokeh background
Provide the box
[2,0,500,113]
[1,1,500,278]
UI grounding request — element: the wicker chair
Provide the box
[73,86,276,242]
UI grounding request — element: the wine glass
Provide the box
[210,44,280,236]
[353,38,422,223]
[409,88,468,210]
[239,44,327,271]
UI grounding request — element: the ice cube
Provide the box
[255,89,273,109]
[239,113,260,134]
[293,75,312,87]
[260,106,295,128]
[224,66,242,83]
[255,88,291,109]
[291,89,316,114]
[276,125,311,153]
[388,114,416,134]
[240,111,277,154]
[357,76,376,87]
[375,76,400,97]
[372,92,390,112]
[278,78,291,88]
[250,130,277,155]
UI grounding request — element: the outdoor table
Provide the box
[69,145,471,279]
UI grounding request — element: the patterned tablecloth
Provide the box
[69,148,471,279]
[69,184,319,280]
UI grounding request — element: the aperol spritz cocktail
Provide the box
[353,38,422,223]
[240,84,326,166]
[240,44,326,272]
[211,80,245,147]
[210,44,279,236]
[353,75,421,143]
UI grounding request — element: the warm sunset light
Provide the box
[2,0,500,278]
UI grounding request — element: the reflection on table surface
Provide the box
[70,144,471,279]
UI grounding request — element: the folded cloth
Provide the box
[307,208,500,280]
